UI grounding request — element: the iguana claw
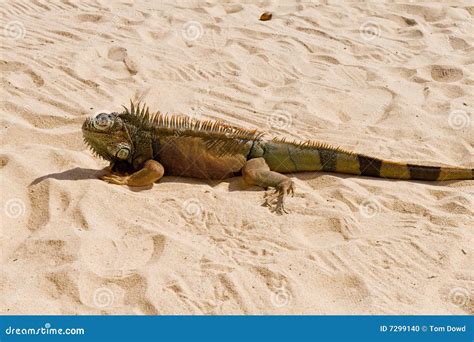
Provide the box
[100,174,130,185]
[264,180,295,214]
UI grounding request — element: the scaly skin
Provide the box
[82,102,473,214]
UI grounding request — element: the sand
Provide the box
[0,0,473,315]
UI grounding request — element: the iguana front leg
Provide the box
[242,158,295,214]
[101,160,164,187]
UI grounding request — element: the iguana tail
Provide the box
[250,139,473,181]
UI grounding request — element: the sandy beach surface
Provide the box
[1,0,473,314]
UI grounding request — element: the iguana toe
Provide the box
[100,174,130,185]
[263,182,294,214]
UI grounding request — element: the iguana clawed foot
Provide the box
[242,158,295,214]
[264,179,295,214]
[100,160,165,187]
[100,174,130,185]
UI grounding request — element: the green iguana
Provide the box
[82,102,473,214]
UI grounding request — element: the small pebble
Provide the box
[259,12,272,21]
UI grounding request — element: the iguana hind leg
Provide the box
[242,158,295,214]
[101,160,164,187]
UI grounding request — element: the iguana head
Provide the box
[82,112,134,163]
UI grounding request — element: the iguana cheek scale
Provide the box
[82,102,473,214]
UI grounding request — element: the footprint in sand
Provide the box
[0,61,45,87]
[449,37,470,50]
[78,272,159,314]
[75,14,103,23]
[79,231,166,278]
[12,239,77,267]
[430,65,463,82]
[107,46,128,61]
[107,46,138,75]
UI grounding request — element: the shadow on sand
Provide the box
[30,167,107,186]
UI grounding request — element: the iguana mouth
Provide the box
[81,116,114,160]
[81,116,97,133]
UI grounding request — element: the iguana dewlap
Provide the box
[82,102,473,214]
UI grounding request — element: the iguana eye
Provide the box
[93,113,113,130]
[116,147,130,159]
